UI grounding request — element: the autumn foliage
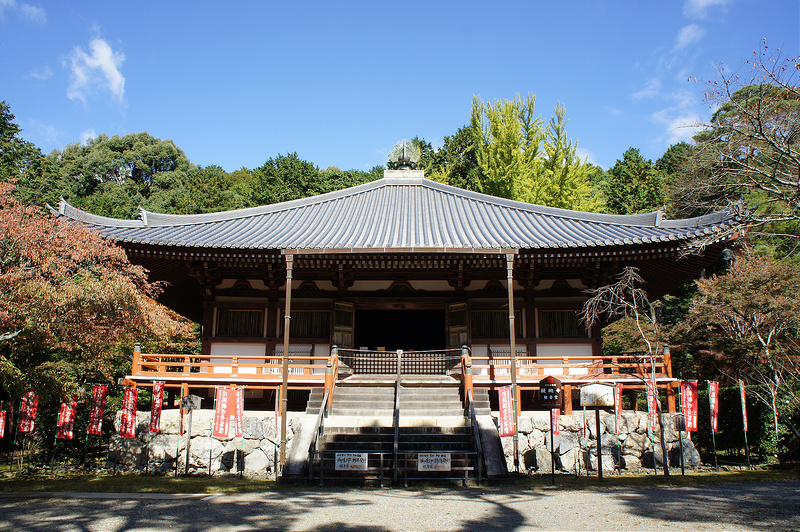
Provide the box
[0,181,195,400]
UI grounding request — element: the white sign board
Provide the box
[418,452,451,471]
[335,452,368,471]
[580,383,615,407]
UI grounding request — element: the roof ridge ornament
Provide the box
[387,139,420,170]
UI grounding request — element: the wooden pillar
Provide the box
[563,384,573,415]
[506,253,520,472]
[279,253,294,470]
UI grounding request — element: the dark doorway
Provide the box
[354,309,446,351]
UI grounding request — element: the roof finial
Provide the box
[387,140,420,170]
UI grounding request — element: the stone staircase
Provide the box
[298,378,502,485]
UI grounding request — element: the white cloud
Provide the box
[632,78,662,100]
[683,0,731,19]
[19,3,44,23]
[0,0,45,23]
[575,147,600,167]
[67,38,126,104]
[651,91,705,145]
[80,129,97,145]
[28,65,52,80]
[674,24,706,50]
[27,119,60,144]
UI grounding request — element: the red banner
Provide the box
[233,386,244,438]
[119,387,138,438]
[498,385,515,437]
[680,380,698,431]
[645,379,658,429]
[150,382,165,433]
[213,386,232,438]
[614,383,623,434]
[739,380,748,432]
[18,391,38,434]
[708,381,719,433]
[0,410,5,439]
[551,408,560,436]
[87,385,108,435]
[56,397,78,439]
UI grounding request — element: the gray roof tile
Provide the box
[53,173,744,251]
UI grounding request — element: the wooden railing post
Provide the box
[663,344,677,413]
[462,345,472,407]
[132,343,142,375]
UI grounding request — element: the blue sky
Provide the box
[1,1,797,173]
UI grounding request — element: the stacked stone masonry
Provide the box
[507,410,701,474]
[110,410,302,477]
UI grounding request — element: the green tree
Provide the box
[675,44,800,254]
[602,148,665,215]
[251,153,321,205]
[21,132,195,218]
[680,252,800,445]
[0,101,41,185]
[470,93,599,210]
[655,141,694,176]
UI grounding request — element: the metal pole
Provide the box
[596,407,603,481]
[279,253,294,471]
[505,253,520,473]
[184,406,193,476]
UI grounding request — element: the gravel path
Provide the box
[0,480,797,531]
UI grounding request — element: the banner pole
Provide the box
[550,409,555,485]
[210,386,217,477]
[240,386,245,478]
[678,386,685,476]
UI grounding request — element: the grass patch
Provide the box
[0,467,796,494]
[0,472,278,494]
[505,467,799,490]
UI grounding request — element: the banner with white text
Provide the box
[18,391,39,434]
[56,397,78,439]
[708,381,719,433]
[213,386,232,438]
[680,380,698,431]
[87,385,108,435]
[551,408,560,436]
[498,386,515,437]
[614,383,623,433]
[645,380,658,429]
[150,382,165,433]
[739,380,748,432]
[119,387,138,438]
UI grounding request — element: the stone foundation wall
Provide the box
[505,410,701,474]
[109,410,304,477]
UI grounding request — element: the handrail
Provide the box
[468,351,669,382]
[392,349,402,482]
[467,389,484,485]
[306,387,331,482]
[133,351,330,380]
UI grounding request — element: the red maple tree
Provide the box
[0,181,195,400]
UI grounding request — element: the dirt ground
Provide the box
[0,478,798,531]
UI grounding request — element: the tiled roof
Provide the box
[53,172,743,252]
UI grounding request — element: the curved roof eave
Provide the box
[51,174,745,252]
